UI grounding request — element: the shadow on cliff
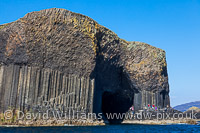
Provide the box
[89,31,139,124]
[90,51,135,124]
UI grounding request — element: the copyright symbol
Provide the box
[4,110,13,119]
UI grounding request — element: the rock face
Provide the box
[184,107,200,119]
[0,8,170,122]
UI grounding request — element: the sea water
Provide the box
[0,124,199,133]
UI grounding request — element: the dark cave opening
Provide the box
[101,91,133,124]
[160,90,166,108]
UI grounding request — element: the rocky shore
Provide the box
[0,119,199,127]
[122,119,199,125]
[0,119,105,127]
[1,109,199,127]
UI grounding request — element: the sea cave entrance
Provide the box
[101,91,133,124]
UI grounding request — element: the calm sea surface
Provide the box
[0,124,199,133]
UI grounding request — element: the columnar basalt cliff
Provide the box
[0,8,170,122]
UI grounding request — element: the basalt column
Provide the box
[0,65,95,115]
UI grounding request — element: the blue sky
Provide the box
[0,0,200,106]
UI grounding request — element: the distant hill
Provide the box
[173,101,200,112]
